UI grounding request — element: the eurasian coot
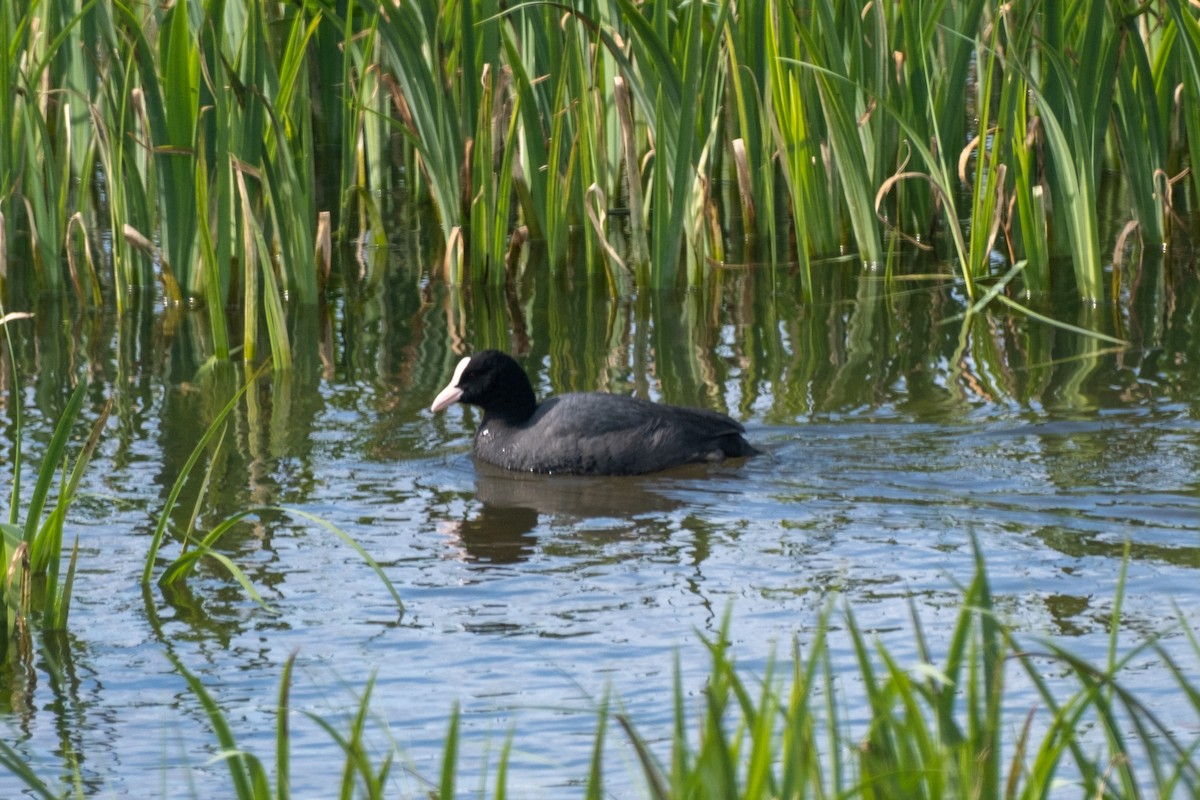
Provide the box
[430,350,758,475]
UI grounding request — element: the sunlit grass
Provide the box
[0,0,1196,339]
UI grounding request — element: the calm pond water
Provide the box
[1,251,1199,797]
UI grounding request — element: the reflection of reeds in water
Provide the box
[402,257,1161,428]
[5,241,1192,486]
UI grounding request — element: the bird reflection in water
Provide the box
[438,462,685,564]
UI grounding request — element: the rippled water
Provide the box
[1,261,1198,797]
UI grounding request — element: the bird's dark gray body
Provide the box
[431,350,758,476]
[473,392,755,475]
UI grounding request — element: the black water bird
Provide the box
[430,350,758,475]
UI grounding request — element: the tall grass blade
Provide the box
[613,75,648,271]
[276,652,295,800]
[302,674,391,799]
[584,695,608,800]
[1165,0,1200,218]
[367,0,464,248]
[617,711,669,800]
[0,739,61,800]
[36,395,111,628]
[168,651,272,799]
[236,166,292,370]
[22,382,86,554]
[195,130,230,361]
[156,0,200,290]
[439,704,460,800]
[793,4,882,265]
[158,504,403,616]
[1005,9,1051,300]
[1026,14,1112,302]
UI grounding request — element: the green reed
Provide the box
[1167,0,1200,229]
[796,1,884,267]
[168,651,398,800]
[721,7,776,262]
[1,0,1199,349]
[45,0,320,356]
[1,338,108,655]
[0,309,104,652]
[366,0,468,277]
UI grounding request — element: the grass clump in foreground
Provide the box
[0,310,109,662]
[12,541,1197,799]
[604,545,1200,799]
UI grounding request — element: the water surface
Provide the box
[1,259,1198,796]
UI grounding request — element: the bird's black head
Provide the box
[430,350,538,422]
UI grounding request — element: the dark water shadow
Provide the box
[473,462,685,518]
[438,462,690,563]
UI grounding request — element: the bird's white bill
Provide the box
[430,356,472,412]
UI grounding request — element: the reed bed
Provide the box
[1,0,1197,353]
